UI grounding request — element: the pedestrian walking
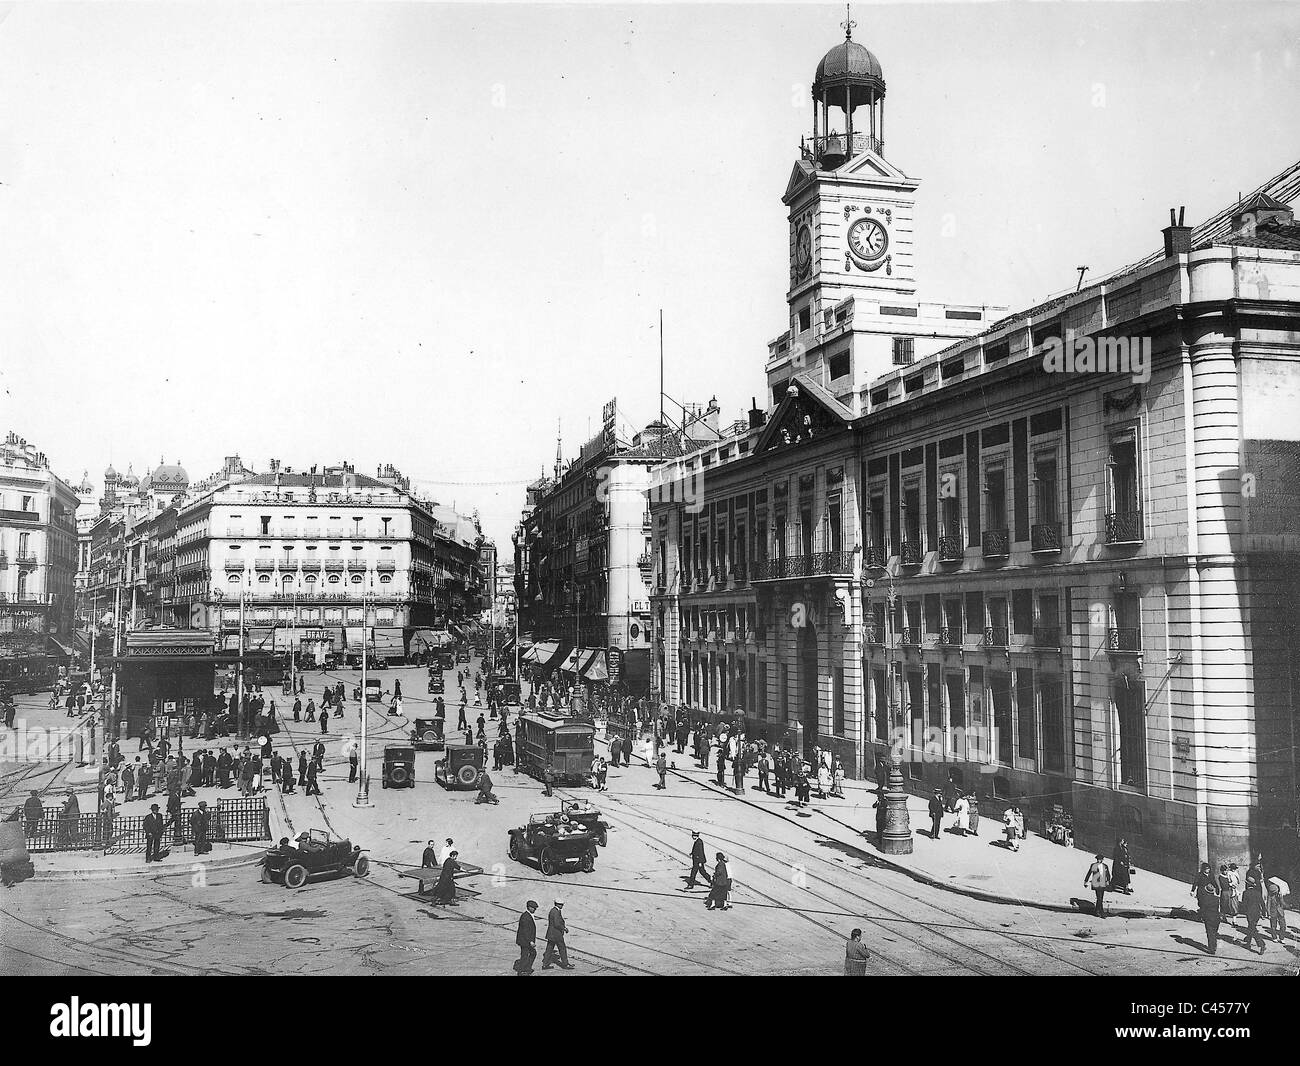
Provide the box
[348,745,359,783]
[434,850,461,904]
[1217,863,1239,926]
[1085,853,1111,918]
[1191,862,1222,953]
[297,751,308,788]
[1266,878,1289,941]
[757,752,770,793]
[541,899,573,969]
[928,790,944,840]
[515,900,539,975]
[292,698,302,723]
[951,792,969,836]
[655,751,667,790]
[1003,805,1020,851]
[542,763,554,797]
[596,756,608,791]
[706,852,732,910]
[1111,837,1133,894]
[715,745,726,787]
[305,760,321,796]
[190,802,212,857]
[319,707,329,734]
[1240,871,1268,953]
[967,793,981,837]
[305,700,316,722]
[685,831,712,889]
[843,928,871,975]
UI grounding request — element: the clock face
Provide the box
[794,225,812,278]
[847,217,888,264]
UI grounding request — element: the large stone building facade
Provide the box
[648,28,1300,877]
[0,432,78,687]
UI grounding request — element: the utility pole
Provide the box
[237,568,247,738]
[355,578,372,807]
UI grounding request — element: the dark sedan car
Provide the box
[261,829,371,889]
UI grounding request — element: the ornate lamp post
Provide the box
[862,562,913,855]
[354,573,373,807]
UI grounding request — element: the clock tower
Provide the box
[768,17,992,408]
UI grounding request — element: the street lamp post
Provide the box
[354,576,373,807]
[238,568,248,738]
[864,564,913,855]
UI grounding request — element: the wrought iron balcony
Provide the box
[1031,522,1062,553]
[1105,510,1143,544]
[347,558,368,570]
[1033,626,1061,648]
[323,559,345,571]
[300,559,322,571]
[898,627,919,646]
[983,626,1009,647]
[982,529,1010,559]
[898,541,922,567]
[14,552,37,566]
[375,558,396,571]
[254,557,277,569]
[864,545,885,569]
[637,553,652,568]
[800,131,883,168]
[751,550,856,581]
[731,562,747,585]
[1107,627,1141,652]
[937,535,963,563]
[937,626,959,647]
[713,566,728,588]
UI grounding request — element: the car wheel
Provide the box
[260,864,273,884]
[456,764,479,788]
[597,828,608,848]
[284,864,308,889]
[581,850,596,873]
[508,836,520,861]
[353,855,370,878]
[540,849,557,876]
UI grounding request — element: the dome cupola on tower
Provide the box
[802,8,888,170]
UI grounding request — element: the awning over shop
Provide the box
[47,636,76,658]
[561,648,602,674]
[409,629,454,649]
[526,640,562,667]
[579,650,608,682]
[371,628,404,653]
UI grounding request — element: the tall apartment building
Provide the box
[648,27,1300,877]
[0,432,79,687]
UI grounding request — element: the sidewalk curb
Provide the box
[617,738,1196,922]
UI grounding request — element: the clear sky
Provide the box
[2,2,1297,550]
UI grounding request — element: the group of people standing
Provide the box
[1190,856,1290,955]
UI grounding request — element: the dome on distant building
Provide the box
[120,463,139,488]
[77,470,94,494]
[104,463,117,479]
[149,461,189,489]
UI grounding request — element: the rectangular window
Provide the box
[833,668,845,735]
[799,507,813,556]
[990,673,1013,764]
[828,350,851,379]
[1041,679,1065,773]
[902,482,921,547]
[869,491,886,550]
[757,662,767,720]
[1034,450,1059,525]
[1012,589,1034,635]
[924,594,941,637]
[943,598,961,642]
[1115,684,1147,790]
[827,497,842,553]
[907,671,924,742]
[940,475,961,539]
[260,516,271,535]
[780,663,789,723]
[798,307,811,332]
[964,592,984,636]
[873,669,888,742]
[1016,669,1036,765]
[985,463,1007,531]
[946,673,966,742]
[927,671,943,732]
[892,336,915,365]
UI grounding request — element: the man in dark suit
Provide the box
[305,760,321,796]
[928,789,944,840]
[541,899,573,970]
[297,751,308,788]
[421,840,438,867]
[515,900,539,975]
[143,803,164,863]
[686,831,712,889]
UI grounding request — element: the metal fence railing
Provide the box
[7,796,270,853]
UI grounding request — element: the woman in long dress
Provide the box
[951,793,969,836]
[1111,838,1132,893]
[967,793,980,836]
[1218,863,1239,926]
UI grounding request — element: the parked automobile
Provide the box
[261,829,370,889]
[507,812,600,876]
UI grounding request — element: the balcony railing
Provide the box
[279,528,298,538]
[864,545,885,569]
[1033,626,1061,648]
[254,558,277,569]
[1031,522,1062,553]
[0,552,7,569]
[898,627,919,646]
[983,626,1009,647]
[375,558,396,571]
[300,559,322,571]
[752,550,855,581]
[1107,627,1141,652]
[347,558,368,570]
[15,552,37,566]
[800,131,884,167]
[1105,510,1143,544]
[637,554,652,568]
[898,541,922,567]
[713,566,728,588]
[225,527,244,538]
[642,512,652,531]
[323,560,345,571]
[731,563,747,585]
[937,626,959,647]
[937,535,963,563]
[982,529,1010,559]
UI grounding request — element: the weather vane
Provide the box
[842,4,856,39]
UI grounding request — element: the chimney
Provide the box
[1162,206,1192,258]
[748,396,766,429]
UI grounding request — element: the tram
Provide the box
[514,711,595,786]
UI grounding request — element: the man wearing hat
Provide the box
[1084,852,1112,919]
[190,801,212,856]
[143,803,165,863]
[542,898,573,969]
[686,831,712,889]
[515,900,539,975]
[927,789,944,841]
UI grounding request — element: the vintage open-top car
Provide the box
[261,829,371,889]
[558,800,608,848]
[507,812,600,876]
